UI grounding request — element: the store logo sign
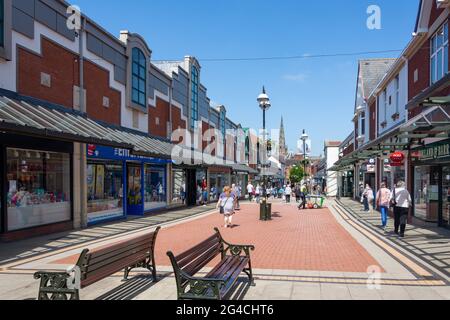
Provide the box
[87,144,97,157]
[419,143,450,161]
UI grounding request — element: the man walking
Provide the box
[390,181,412,238]
[298,184,308,210]
[285,184,292,203]
[247,182,254,202]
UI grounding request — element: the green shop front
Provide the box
[412,139,450,229]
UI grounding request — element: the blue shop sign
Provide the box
[87,145,171,165]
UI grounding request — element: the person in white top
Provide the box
[255,184,261,204]
[389,180,412,238]
[247,182,254,202]
[285,185,292,203]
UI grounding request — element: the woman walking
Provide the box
[376,182,391,231]
[362,184,374,212]
[217,186,236,228]
[390,181,412,238]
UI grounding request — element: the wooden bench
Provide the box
[34,227,161,300]
[167,228,255,300]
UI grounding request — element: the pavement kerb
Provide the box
[332,200,449,284]
[0,207,219,271]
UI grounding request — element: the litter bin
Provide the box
[260,202,272,221]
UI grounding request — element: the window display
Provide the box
[87,161,124,224]
[172,168,186,205]
[7,148,71,231]
[127,165,142,206]
[144,166,166,211]
[414,166,429,221]
[443,167,450,227]
[210,172,230,201]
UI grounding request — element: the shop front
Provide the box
[1,134,73,238]
[87,145,169,225]
[412,139,450,229]
[340,170,354,198]
[208,167,231,202]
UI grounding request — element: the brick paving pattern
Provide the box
[155,203,382,272]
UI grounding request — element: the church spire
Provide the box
[279,116,287,156]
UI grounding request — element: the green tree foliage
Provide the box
[289,165,304,184]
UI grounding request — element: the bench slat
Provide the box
[206,256,234,278]
[89,233,156,261]
[86,243,152,275]
[81,252,151,287]
[175,235,220,267]
[219,258,249,296]
[181,243,222,277]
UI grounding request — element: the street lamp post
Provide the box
[301,129,309,192]
[257,87,271,220]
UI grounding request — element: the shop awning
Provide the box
[406,74,450,109]
[400,105,450,138]
[231,163,258,174]
[0,92,176,159]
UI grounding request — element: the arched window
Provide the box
[132,48,146,107]
[191,66,199,129]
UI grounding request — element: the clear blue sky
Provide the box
[74,0,419,156]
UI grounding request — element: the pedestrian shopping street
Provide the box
[1,199,450,300]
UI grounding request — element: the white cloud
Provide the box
[282,73,308,82]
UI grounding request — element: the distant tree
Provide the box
[289,165,304,184]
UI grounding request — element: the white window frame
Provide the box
[395,75,400,115]
[430,22,448,84]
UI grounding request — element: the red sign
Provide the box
[390,152,405,167]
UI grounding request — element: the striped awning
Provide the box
[0,93,174,159]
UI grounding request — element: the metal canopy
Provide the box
[401,106,450,135]
[0,95,175,159]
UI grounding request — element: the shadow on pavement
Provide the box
[224,277,252,301]
[95,275,159,300]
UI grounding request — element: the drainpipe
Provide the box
[168,86,173,205]
[79,17,87,228]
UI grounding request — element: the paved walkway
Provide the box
[336,198,450,282]
[0,204,217,266]
[52,202,381,272]
[1,199,450,300]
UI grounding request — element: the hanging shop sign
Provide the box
[383,158,391,172]
[416,141,450,162]
[390,152,405,167]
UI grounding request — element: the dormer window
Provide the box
[431,22,448,84]
[191,66,199,129]
[132,48,146,107]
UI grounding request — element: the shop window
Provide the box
[443,166,450,227]
[172,168,186,205]
[144,166,166,211]
[132,48,147,107]
[360,112,366,136]
[87,162,124,224]
[6,148,71,231]
[431,22,448,84]
[191,66,199,129]
[127,165,142,206]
